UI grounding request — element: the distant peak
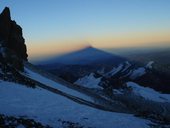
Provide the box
[0,7,11,20]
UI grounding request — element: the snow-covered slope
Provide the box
[129,67,146,79]
[74,61,170,103]
[0,81,150,128]
[24,67,93,102]
[106,64,124,77]
[127,82,170,103]
[75,73,102,89]
[75,73,170,103]
[105,61,154,79]
[74,61,151,89]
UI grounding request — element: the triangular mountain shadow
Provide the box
[36,45,127,66]
[36,46,128,83]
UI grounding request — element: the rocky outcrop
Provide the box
[0,114,51,128]
[0,7,28,70]
[0,7,36,87]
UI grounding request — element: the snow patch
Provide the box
[113,89,124,95]
[74,73,102,88]
[130,67,146,79]
[121,61,131,72]
[145,61,154,69]
[106,64,123,77]
[127,82,170,103]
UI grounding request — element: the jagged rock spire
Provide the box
[0,7,11,20]
[0,7,28,70]
[0,7,28,61]
[0,7,11,41]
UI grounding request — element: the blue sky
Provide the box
[0,0,170,59]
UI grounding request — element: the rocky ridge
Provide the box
[0,7,27,71]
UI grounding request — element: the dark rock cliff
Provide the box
[0,7,28,70]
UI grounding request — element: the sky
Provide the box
[0,0,170,60]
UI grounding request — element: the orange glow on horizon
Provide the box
[27,40,89,60]
[90,30,170,48]
[27,30,170,60]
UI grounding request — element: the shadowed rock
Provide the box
[0,7,28,70]
[0,7,27,61]
[0,7,11,41]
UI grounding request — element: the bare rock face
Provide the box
[0,7,11,41]
[0,7,28,70]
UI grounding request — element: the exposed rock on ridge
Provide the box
[0,7,28,70]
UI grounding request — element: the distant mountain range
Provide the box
[107,47,170,78]
[37,46,170,93]
[75,61,170,93]
[36,46,128,82]
[124,48,170,74]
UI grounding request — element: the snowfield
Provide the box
[75,73,102,89]
[127,82,170,103]
[0,81,150,128]
[24,67,94,102]
[0,81,149,128]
